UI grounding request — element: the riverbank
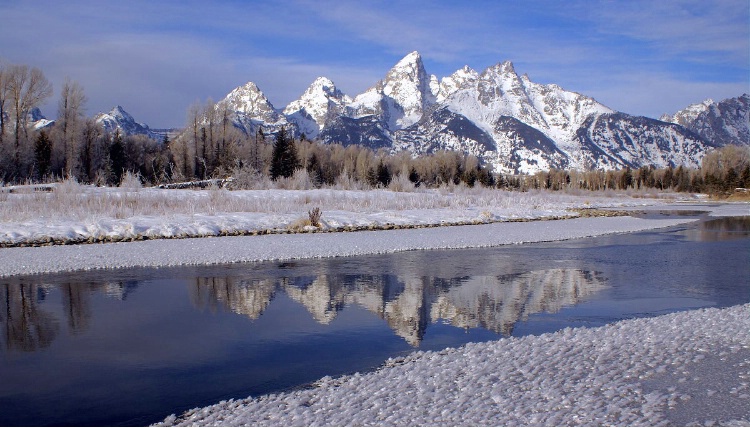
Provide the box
[0,185,672,247]
[156,303,750,426]
[0,212,703,278]
[2,200,747,426]
[0,200,746,278]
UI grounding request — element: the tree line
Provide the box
[514,145,750,195]
[0,62,174,185]
[2,62,748,196]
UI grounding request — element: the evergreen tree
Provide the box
[306,152,323,187]
[724,167,738,191]
[270,127,300,180]
[408,167,420,187]
[477,165,495,187]
[375,160,391,187]
[663,166,674,189]
[33,130,52,179]
[740,165,750,188]
[620,166,633,189]
[109,130,126,185]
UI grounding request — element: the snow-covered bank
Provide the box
[0,215,698,278]
[157,303,750,426]
[0,184,671,246]
[1,201,745,278]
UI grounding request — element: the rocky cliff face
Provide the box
[661,94,749,148]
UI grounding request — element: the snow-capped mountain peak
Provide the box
[283,77,352,138]
[94,105,160,139]
[348,51,436,130]
[109,105,136,123]
[662,94,749,147]
[200,52,740,174]
[383,51,436,124]
[27,107,55,130]
[222,81,281,123]
[437,65,479,103]
[660,99,714,126]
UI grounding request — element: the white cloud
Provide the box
[1,0,747,128]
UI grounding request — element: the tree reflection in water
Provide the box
[1,283,58,351]
[0,279,138,352]
[0,264,606,351]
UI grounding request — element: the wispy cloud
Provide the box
[0,0,746,127]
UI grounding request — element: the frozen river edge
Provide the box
[2,202,748,426]
[2,202,746,278]
[157,303,750,426]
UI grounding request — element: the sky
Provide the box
[1,0,747,129]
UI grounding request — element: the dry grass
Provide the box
[0,178,670,224]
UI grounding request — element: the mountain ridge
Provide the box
[29,52,742,175]
[209,51,735,174]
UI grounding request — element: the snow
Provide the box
[283,77,351,138]
[1,186,747,425]
[156,303,750,426]
[0,184,664,247]
[1,184,745,279]
[1,186,744,279]
[0,214,700,278]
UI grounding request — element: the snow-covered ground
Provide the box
[0,182,678,246]
[156,303,750,426]
[0,213,719,278]
[2,183,748,426]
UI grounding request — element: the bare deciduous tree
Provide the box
[6,64,53,167]
[56,78,87,175]
[0,63,10,147]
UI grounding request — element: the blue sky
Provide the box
[1,0,747,128]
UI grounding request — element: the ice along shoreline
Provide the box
[0,214,702,278]
[156,303,750,426]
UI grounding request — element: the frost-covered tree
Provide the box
[109,130,126,185]
[6,64,52,167]
[55,78,87,175]
[0,63,9,148]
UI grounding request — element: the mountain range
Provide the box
[209,51,748,174]
[28,52,748,174]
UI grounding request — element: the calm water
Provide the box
[1,216,748,426]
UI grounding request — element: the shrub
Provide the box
[308,207,322,227]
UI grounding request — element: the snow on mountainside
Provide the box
[283,77,351,139]
[95,106,163,140]
[436,66,478,103]
[575,113,709,169]
[220,81,290,136]
[28,107,55,130]
[661,94,749,147]
[347,51,436,130]
[209,51,738,174]
[660,99,714,127]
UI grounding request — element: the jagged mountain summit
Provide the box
[28,107,55,130]
[222,81,288,135]
[661,94,749,148]
[213,51,735,174]
[283,77,352,139]
[347,51,438,130]
[95,106,164,140]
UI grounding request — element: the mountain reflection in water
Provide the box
[187,269,606,346]
[1,269,605,351]
[1,215,748,427]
